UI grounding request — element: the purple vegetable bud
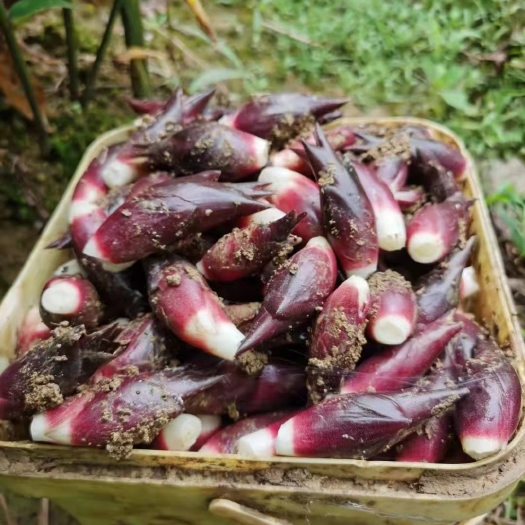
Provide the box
[147,255,245,361]
[92,314,172,381]
[40,275,103,329]
[342,314,462,394]
[275,384,468,458]
[237,236,338,353]
[220,92,348,145]
[199,411,293,454]
[415,236,476,326]
[308,276,371,402]
[83,178,271,264]
[136,122,270,182]
[0,324,120,419]
[30,366,222,458]
[303,124,378,278]
[407,196,473,264]
[455,324,522,459]
[197,211,305,282]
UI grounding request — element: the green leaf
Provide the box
[188,68,250,93]
[9,0,72,21]
[440,90,477,115]
[499,208,525,257]
[214,41,243,69]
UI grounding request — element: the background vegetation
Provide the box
[1,1,525,521]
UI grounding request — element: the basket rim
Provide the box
[0,116,523,482]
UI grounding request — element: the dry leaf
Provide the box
[0,37,47,122]
[184,0,216,41]
[114,47,173,80]
[114,47,163,65]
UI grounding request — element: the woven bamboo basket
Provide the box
[0,117,523,525]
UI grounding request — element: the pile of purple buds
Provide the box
[3,89,521,463]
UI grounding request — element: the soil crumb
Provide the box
[235,349,268,375]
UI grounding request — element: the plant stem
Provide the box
[62,7,79,100]
[166,0,171,28]
[82,0,122,107]
[0,1,48,155]
[120,0,151,98]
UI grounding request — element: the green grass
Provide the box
[487,184,525,257]
[175,0,525,249]
[4,0,525,223]
[190,0,525,160]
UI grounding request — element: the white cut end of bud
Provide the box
[376,209,407,251]
[0,356,9,375]
[461,435,505,460]
[23,306,44,327]
[306,236,331,251]
[259,166,300,192]
[198,442,220,454]
[54,259,86,278]
[288,234,302,246]
[342,275,370,312]
[68,201,100,223]
[41,281,81,315]
[456,161,469,182]
[158,414,203,451]
[218,113,236,128]
[345,262,377,279]
[270,149,302,169]
[186,310,245,361]
[30,414,52,443]
[30,414,72,445]
[394,188,423,208]
[252,136,271,169]
[245,208,286,226]
[196,415,221,435]
[275,419,296,457]
[371,315,413,345]
[83,236,107,261]
[101,159,138,188]
[407,232,446,264]
[101,260,135,273]
[195,260,207,277]
[460,266,480,300]
[237,428,276,458]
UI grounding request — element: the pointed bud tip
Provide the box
[235,308,278,355]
